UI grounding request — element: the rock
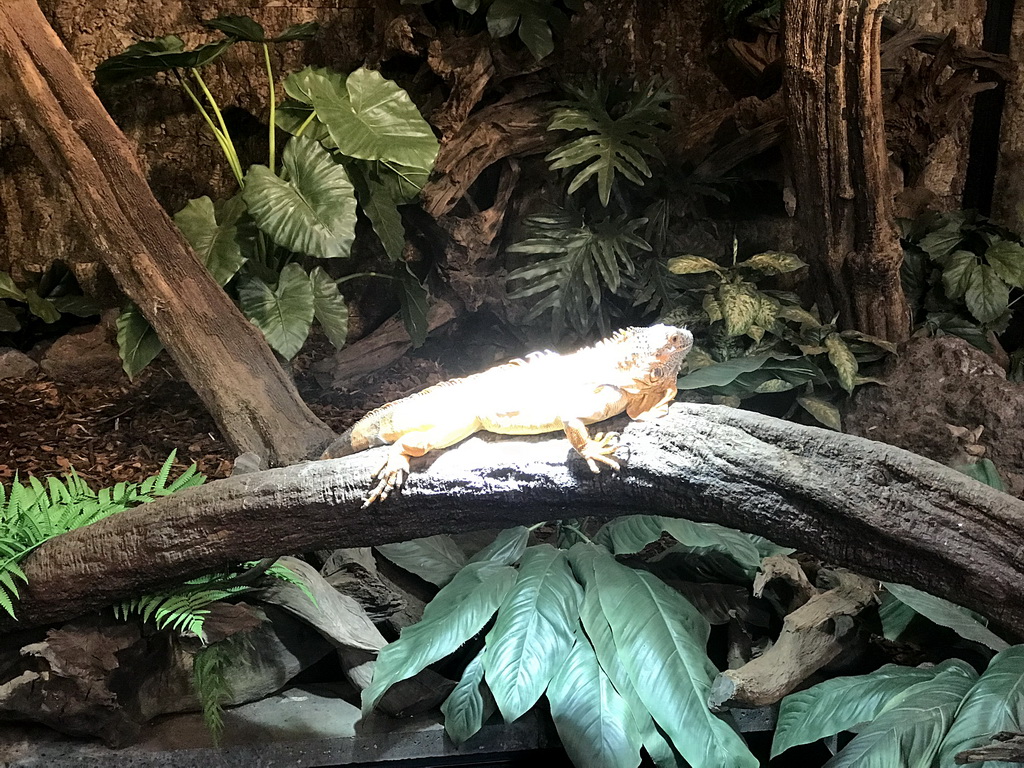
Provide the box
[845,335,1024,496]
[0,348,38,380]
[39,324,124,384]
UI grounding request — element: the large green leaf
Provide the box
[965,263,1010,324]
[361,561,518,714]
[878,592,917,641]
[984,240,1024,288]
[882,582,1009,651]
[736,251,807,275]
[665,255,722,276]
[306,67,439,171]
[917,224,963,263]
[595,515,767,579]
[675,354,775,390]
[547,633,644,768]
[348,161,407,261]
[397,266,428,348]
[275,98,331,143]
[0,273,26,301]
[935,645,1024,767]
[569,545,757,768]
[237,263,314,360]
[309,267,349,349]
[825,333,858,393]
[483,546,582,721]
[24,290,60,324]
[772,663,945,758]
[469,527,530,566]
[486,0,567,60]
[377,535,467,587]
[823,661,977,768]
[954,458,1006,492]
[173,196,248,286]
[941,250,978,300]
[116,304,164,379]
[441,647,491,745]
[95,36,231,86]
[202,15,317,43]
[243,135,357,260]
[572,548,683,768]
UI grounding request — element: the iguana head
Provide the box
[607,324,693,379]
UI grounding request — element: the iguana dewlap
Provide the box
[321,324,693,506]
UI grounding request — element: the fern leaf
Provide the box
[265,561,318,605]
[0,588,16,620]
[193,642,235,744]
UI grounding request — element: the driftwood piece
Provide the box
[753,555,818,614]
[709,570,878,709]
[2,403,1023,642]
[956,732,1024,764]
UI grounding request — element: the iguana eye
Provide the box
[652,366,665,378]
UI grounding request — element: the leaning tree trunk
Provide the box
[0,0,336,466]
[782,0,911,342]
[4,404,1023,641]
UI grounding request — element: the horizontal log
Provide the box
[4,404,1023,640]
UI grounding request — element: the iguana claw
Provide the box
[363,454,411,507]
[579,431,621,473]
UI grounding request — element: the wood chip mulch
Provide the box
[0,352,447,492]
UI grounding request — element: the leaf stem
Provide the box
[192,70,244,185]
[335,271,394,284]
[294,111,317,139]
[262,43,276,172]
[177,75,244,186]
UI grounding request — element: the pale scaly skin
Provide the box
[321,324,693,506]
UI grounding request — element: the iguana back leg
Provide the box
[563,417,621,473]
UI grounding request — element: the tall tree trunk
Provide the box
[782,0,911,342]
[0,0,335,465]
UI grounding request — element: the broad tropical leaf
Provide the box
[361,561,518,714]
[666,255,722,275]
[917,224,963,262]
[397,266,428,348]
[546,80,672,207]
[824,333,858,393]
[243,135,357,260]
[507,213,648,335]
[96,36,232,85]
[984,239,1024,287]
[348,161,407,261]
[954,458,1005,492]
[797,396,842,431]
[965,263,1010,324]
[718,281,760,337]
[772,663,946,758]
[483,546,582,721]
[24,290,60,324]
[305,67,439,171]
[736,251,807,275]
[309,267,349,349]
[116,304,164,379]
[173,195,248,286]
[469,527,530,566]
[377,535,467,587]
[882,582,1009,651]
[485,0,569,60]
[0,273,26,301]
[569,545,758,768]
[237,263,315,360]
[547,633,644,768]
[941,250,978,300]
[935,645,1024,767]
[675,354,775,389]
[823,661,977,768]
[441,647,491,745]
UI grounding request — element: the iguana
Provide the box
[321,324,693,506]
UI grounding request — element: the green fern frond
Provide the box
[193,641,235,745]
[0,456,205,620]
[263,561,318,605]
[507,211,650,336]
[545,78,674,206]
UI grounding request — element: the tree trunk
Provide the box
[0,0,335,466]
[782,0,911,341]
[4,404,1023,641]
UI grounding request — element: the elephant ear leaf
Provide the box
[237,263,314,360]
[243,135,357,261]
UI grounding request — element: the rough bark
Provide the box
[3,403,1023,642]
[0,0,335,466]
[782,0,911,341]
[993,1,1024,228]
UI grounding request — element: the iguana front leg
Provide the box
[563,417,621,473]
[364,421,480,506]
